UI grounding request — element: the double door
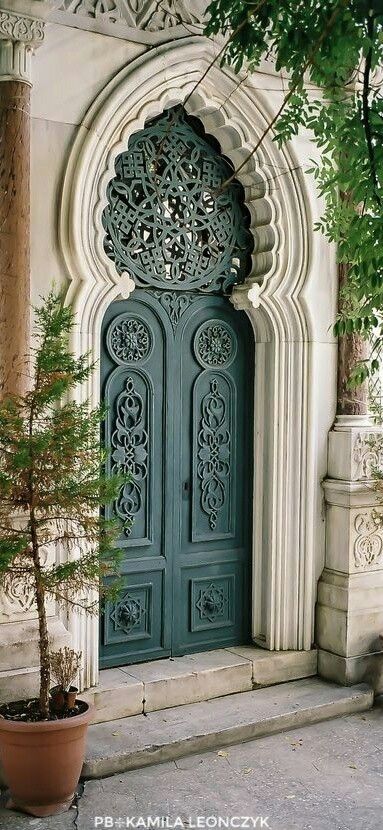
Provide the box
[100,289,254,667]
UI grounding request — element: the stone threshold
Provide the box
[83,677,373,779]
[82,646,318,724]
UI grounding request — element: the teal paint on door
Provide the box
[99,104,255,667]
[100,291,254,667]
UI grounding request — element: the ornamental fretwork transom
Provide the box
[102,106,253,293]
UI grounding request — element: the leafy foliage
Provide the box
[0,291,128,717]
[206,0,383,382]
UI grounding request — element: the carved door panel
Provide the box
[100,298,171,666]
[174,295,253,655]
[100,290,253,667]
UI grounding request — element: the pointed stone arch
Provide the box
[60,36,336,688]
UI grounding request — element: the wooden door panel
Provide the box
[100,298,171,667]
[173,296,253,655]
[100,291,253,666]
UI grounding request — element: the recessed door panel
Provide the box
[100,298,171,666]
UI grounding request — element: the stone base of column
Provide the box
[316,417,383,692]
[317,568,383,690]
[318,648,383,690]
[0,617,70,704]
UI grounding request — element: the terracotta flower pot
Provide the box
[0,701,93,817]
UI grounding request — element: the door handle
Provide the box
[182,480,191,500]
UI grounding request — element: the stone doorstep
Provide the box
[82,677,373,779]
[82,647,318,724]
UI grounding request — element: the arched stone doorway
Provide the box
[99,107,255,666]
[60,38,335,690]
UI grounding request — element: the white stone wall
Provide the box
[1,0,340,696]
[31,22,146,305]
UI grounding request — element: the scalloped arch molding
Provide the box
[60,37,336,687]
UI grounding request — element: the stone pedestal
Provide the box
[317,416,383,691]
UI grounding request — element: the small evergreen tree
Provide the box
[0,291,126,719]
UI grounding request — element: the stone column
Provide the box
[0,9,71,705]
[0,9,44,397]
[317,265,383,690]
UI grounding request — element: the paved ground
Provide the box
[1,700,383,830]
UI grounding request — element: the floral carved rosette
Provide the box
[194,320,236,369]
[107,316,152,365]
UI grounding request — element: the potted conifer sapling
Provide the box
[0,292,126,816]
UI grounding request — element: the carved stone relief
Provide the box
[0,11,45,43]
[353,512,383,569]
[0,544,53,621]
[57,0,205,31]
[353,432,383,480]
[0,9,45,81]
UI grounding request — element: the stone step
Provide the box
[82,677,373,779]
[82,646,318,723]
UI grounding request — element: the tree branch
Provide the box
[362,8,381,206]
[216,0,348,191]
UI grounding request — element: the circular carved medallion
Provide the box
[194,320,237,369]
[107,315,152,364]
[102,107,253,293]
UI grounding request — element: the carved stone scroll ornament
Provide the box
[0,545,49,617]
[57,0,205,31]
[353,513,383,569]
[0,11,44,43]
[0,10,45,82]
[353,432,383,480]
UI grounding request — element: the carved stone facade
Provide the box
[58,0,205,30]
[353,432,383,480]
[0,543,55,623]
[353,513,383,570]
[51,0,206,42]
[0,10,44,82]
[317,420,383,690]
[60,35,335,673]
[4,0,383,701]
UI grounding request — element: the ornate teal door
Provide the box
[99,106,254,667]
[100,291,253,666]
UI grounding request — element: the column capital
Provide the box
[0,8,44,84]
